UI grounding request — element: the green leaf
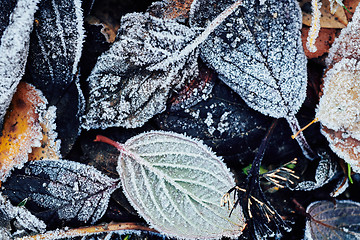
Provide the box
[113,131,245,239]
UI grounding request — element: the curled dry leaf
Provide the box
[304,200,360,240]
[2,160,120,225]
[0,0,41,126]
[317,4,360,173]
[97,131,245,239]
[0,82,47,182]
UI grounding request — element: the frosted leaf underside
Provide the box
[305,200,360,240]
[117,131,244,239]
[28,0,84,104]
[3,160,119,224]
[0,0,40,126]
[190,0,307,118]
[83,12,198,129]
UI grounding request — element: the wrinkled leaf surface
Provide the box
[117,131,244,239]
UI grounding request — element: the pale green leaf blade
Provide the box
[117,131,245,239]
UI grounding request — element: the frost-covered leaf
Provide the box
[316,4,360,173]
[0,0,40,126]
[326,2,360,67]
[82,12,199,129]
[0,82,47,182]
[98,131,245,239]
[168,62,215,111]
[294,152,337,191]
[28,106,61,161]
[0,193,46,235]
[190,0,307,120]
[27,0,84,104]
[2,160,120,225]
[0,1,17,40]
[304,200,360,240]
[148,0,194,21]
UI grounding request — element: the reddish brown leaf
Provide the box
[301,27,337,59]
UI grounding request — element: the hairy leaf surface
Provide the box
[0,0,40,126]
[190,0,307,119]
[82,12,198,129]
[115,131,244,239]
[3,160,120,225]
[305,200,360,240]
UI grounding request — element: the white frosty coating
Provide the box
[0,0,40,126]
[82,12,199,129]
[326,2,360,67]
[316,58,360,140]
[191,0,308,119]
[117,130,245,239]
[25,160,120,224]
[0,193,46,234]
[304,200,360,240]
[72,0,85,76]
[320,127,360,173]
[330,177,349,197]
[294,157,336,191]
[0,83,47,182]
[306,0,321,53]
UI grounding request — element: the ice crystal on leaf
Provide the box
[27,0,84,104]
[304,200,360,240]
[190,0,314,159]
[83,12,199,129]
[97,131,245,239]
[317,4,360,173]
[0,0,41,126]
[2,160,120,224]
[190,0,307,120]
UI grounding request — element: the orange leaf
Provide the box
[0,82,46,182]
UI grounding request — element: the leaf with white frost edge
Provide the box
[190,0,315,159]
[27,0,85,105]
[82,12,199,129]
[0,0,41,127]
[2,160,120,225]
[100,131,245,239]
[304,200,360,240]
[83,0,243,129]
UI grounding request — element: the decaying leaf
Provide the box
[304,200,360,240]
[0,0,41,127]
[300,0,348,28]
[190,0,314,159]
[148,0,194,21]
[2,160,120,225]
[301,27,337,59]
[316,4,360,173]
[0,82,47,182]
[27,0,84,104]
[83,0,242,129]
[96,132,245,239]
[28,106,61,161]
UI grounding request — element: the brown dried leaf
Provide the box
[0,82,46,182]
[301,27,337,59]
[301,0,348,28]
[148,0,194,20]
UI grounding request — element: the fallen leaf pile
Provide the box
[0,0,359,240]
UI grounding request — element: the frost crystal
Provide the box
[326,2,360,67]
[3,160,120,224]
[83,12,198,129]
[0,0,41,126]
[115,131,245,239]
[306,0,322,53]
[190,0,307,119]
[28,0,85,104]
